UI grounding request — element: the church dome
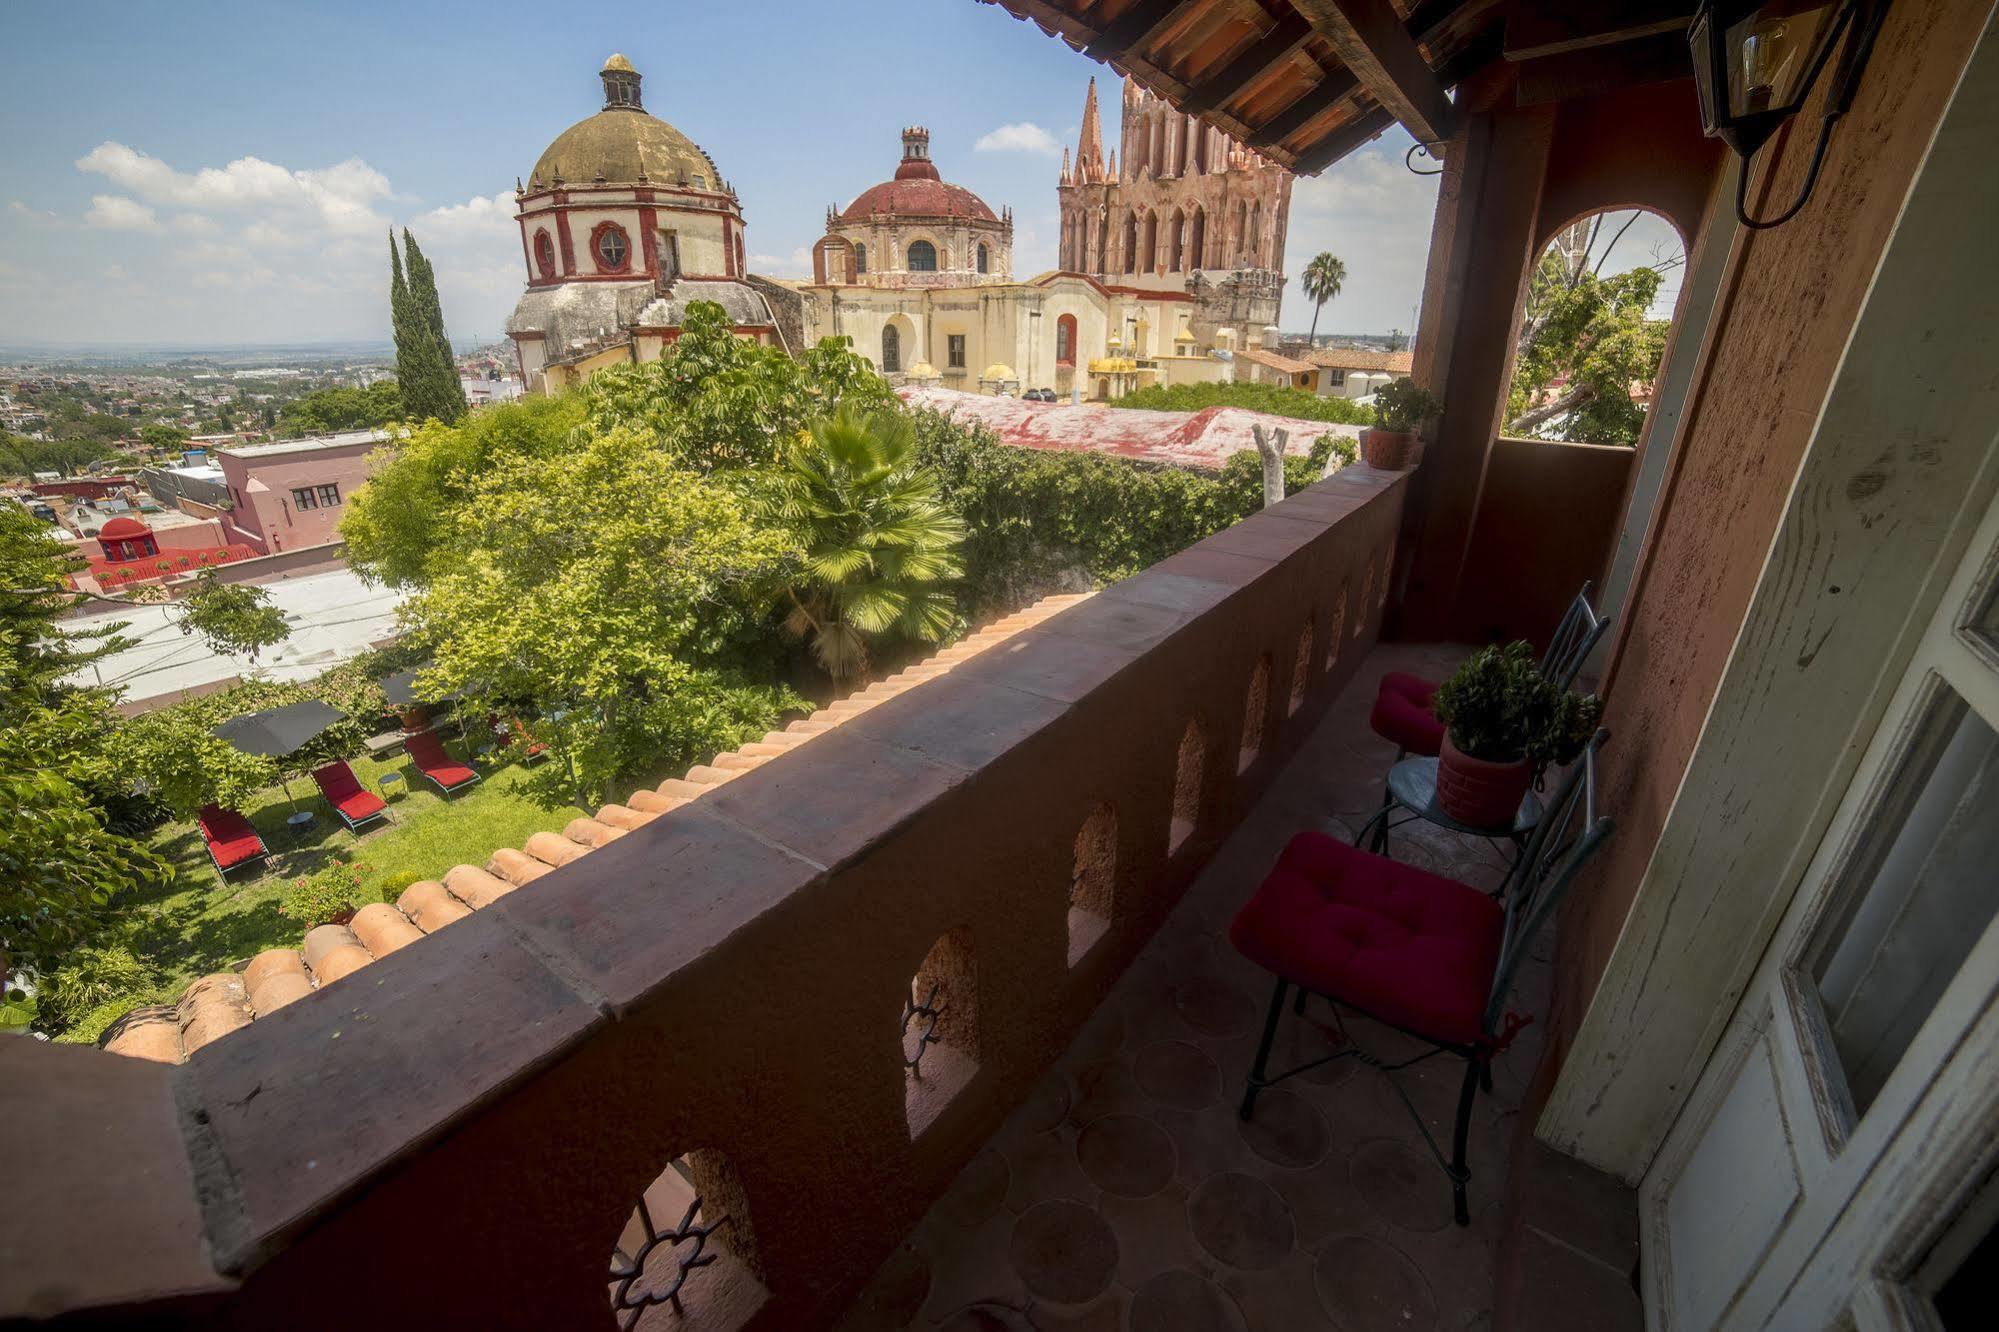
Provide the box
[530,56,720,189]
[840,127,998,223]
[97,516,151,541]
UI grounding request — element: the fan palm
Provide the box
[767,405,965,682]
[1302,252,1347,345]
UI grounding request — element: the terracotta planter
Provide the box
[1436,734,1531,828]
[399,704,429,732]
[1362,428,1417,470]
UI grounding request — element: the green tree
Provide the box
[768,406,965,682]
[1504,254,1667,444]
[399,424,804,806]
[0,507,165,991]
[137,423,190,454]
[390,232,462,425]
[277,381,404,437]
[1106,379,1370,426]
[341,391,588,587]
[118,710,276,819]
[177,568,291,662]
[402,229,468,422]
[1301,252,1347,346]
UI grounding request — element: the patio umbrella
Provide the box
[379,669,463,708]
[213,700,346,809]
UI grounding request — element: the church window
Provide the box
[533,230,555,280]
[594,223,631,272]
[908,240,937,272]
[977,243,989,274]
[854,243,868,274]
[882,324,901,373]
[1055,314,1077,366]
[947,334,966,369]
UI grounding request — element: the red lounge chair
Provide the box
[197,803,268,882]
[408,731,481,796]
[312,760,389,831]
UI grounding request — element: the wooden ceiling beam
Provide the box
[1291,104,1397,174]
[1248,71,1362,150]
[1083,0,1204,62]
[1179,12,1315,115]
[1294,0,1458,146]
[1505,1,1695,62]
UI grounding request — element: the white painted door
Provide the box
[1642,480,1999,1330]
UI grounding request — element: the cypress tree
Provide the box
[402,229,468,422]
[388,231,431,419]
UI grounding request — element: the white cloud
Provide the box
[748,246,813,277]
[104,263,130,281]
[9,199,60,225]
[76,141,391,236]
[974,123,1063,156]
[1283,137,1440,335]
[84,195,160,230]
[169,212,217,235]
[414,190,517,243]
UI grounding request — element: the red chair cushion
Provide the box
[312,762,386,823]
[408,734,476,788]
[198,804,266,869]
[1370,671,1445,756]
[1229,831,1503,1046]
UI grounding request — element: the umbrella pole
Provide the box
[282,774,299,812]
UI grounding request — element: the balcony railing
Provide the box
[8,465,1409,1329]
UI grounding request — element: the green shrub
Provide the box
[1432,642,1602,766]
[35,944,156,1031]
[280,859,369,927]
[375,870,424,907]
[1106,380,1373,426]
[1372,378,1442,434]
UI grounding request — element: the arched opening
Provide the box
[1234,200,1249,264]
[1239,655,1270,773]
[1068,803,1116,966]
[1169,718,1207,855]
[1151,116,1165,176]
[1094,213,1108,275]
[977,242,989,274]
[1140,213,1157,274]
[1376,541,1393,612]
[853,242,867,275]
[609,1149,768,1329]
[1055,313,1077,367]
[1188,208,1206,271]
[880,323,901,373]
[1324,580,1349,671]
[734,233,745,277]
[903,927,978,1138]
[907,239,937,272]
[1169,208,1186,272]
[1357,559,1375,639]
[533,230,555,280]
[1288,617,1313,715]
[1122,211,1138,275]
[1504,208,1686,446]
[1194,124,1209,174]
[1247,202,1261,260]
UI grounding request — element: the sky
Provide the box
[0,0,1683,348]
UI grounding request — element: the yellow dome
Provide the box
[533,111,718,188]
[602,52,636,74]
[982,363,1017,380]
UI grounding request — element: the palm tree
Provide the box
[768,405,965,683]
[1302,252,1348,346]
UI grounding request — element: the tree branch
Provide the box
[1505,382,1598,434]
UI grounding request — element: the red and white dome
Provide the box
[840,128,999,222]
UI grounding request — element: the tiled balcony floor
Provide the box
[840,643,1636,1332]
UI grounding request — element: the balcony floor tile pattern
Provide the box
[841,644,1579,1332]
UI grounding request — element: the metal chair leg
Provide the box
[1240,977,1289,1122]
[1450,1056,1481,1227]
[1292,985,1308,1016]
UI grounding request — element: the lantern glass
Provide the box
[1726,2,1836,118]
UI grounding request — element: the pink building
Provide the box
[215,431,384,554]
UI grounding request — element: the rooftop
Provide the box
[898,385,1359,469]
[1306,348,1414,374]
[218,430,388,460]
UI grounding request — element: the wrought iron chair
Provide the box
[1367,581,1613,758]
[1231,729,1613,1226]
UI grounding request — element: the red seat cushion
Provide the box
[198,804,266,869]
[1229,831,1503,1046]
[409,735,476,788]
[312,763,386,822]
[1370,671,1445,756]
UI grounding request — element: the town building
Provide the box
[67,513,256,593]
[1058,76,1294,349]
[504,55,796,393]
[139,460,231,513]
[214,430,382,554]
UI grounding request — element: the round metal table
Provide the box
[1353,756,1542,891]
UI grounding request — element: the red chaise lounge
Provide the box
[311,760,389,832]
[408,731,481,796]
[197,803,268,882]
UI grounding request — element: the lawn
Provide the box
[112,734,587,1009]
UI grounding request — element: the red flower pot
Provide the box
[1436,735,1531,828]
[1362,428,1417,470]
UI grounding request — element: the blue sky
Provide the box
[0,0,1679,347]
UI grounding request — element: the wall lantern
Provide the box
[1688,0,1891,228]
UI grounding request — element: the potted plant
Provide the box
[1363,377,1440,470]
[1430,641,1601,827]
